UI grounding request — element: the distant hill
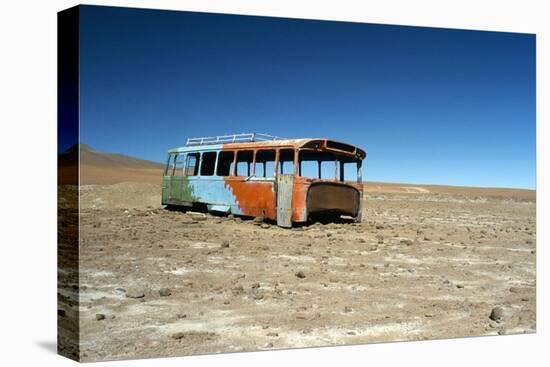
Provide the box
[60,143,163,169]
[58,144,164,185]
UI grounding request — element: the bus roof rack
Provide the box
[186,133,286,146]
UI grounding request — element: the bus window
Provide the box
[299,160,317,179]
[200,152,217,176]
[165,154,175,176]
[236,150,253,176]
[279,149,294,175]
[216,151,234,176]
[255,150,275,178]
[185,153,200,176]
[173,154,185,176]
[343,161,359,182]
[320,160,337,179]
[298,150,336,179]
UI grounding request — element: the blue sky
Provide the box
[77,5,536,189]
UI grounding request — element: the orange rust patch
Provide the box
[292,178,309,222]
[223,177,277,219]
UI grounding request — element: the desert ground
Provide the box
[57,146,536,362]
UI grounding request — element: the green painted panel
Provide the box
[169,176,184,201]
[161,176,170,204]
[162,176,197,206]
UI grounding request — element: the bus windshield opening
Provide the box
[298,150,361,183]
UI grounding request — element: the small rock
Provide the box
[253,216,264,225]
[125,289,145,299]
[265,342,274,348]
[344,306,353,313]
[232,285,245,295]
[58,309,66,317]
[261,223,270,229]
[295,271,306,279]
[456,284,464,289]
[171,332,185,340]
[251,282,260,289]
[159,288,171,297]
[489,307,504,322]
[266,332,279,337]
[221,240,230,248]
[95,313,106,321]
[191,215,207,221]
[251,292,264,300]
[400,239,414,246]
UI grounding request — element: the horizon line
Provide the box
[63,142,535,191]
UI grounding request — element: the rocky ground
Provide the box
[59,183,536,362]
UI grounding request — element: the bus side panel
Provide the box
[162,176,196,206]
[291,179,309,223]
[178,177,198,204]
[223,177,277,219]
[161,176,170,205]
[186,177,243,214]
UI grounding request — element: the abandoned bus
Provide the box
[162,133,366,227]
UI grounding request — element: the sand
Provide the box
[57,182,535,361]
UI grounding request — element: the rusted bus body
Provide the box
[162,136,366,227]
